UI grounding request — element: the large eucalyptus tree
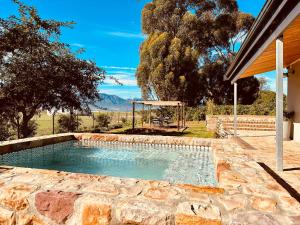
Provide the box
[137,0,260,106]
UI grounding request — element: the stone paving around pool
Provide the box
[0,133,299,225]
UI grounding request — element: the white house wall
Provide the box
[287,60,300,139]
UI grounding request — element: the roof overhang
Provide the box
[224,0,300,83]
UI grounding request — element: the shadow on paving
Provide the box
[258,162,300,203]
[284,167,300,172]
[234,137,257,150]
[111,128,186,137]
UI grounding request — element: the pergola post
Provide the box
[52,113,55,134]
[149,105,152,128]
[177,103,180,131]
[142,103,144,127]
[276,36,284,172]
[181,104,184,128]
[92,113,95,130]
[234,82,238,137]
[132,102,135,130]
[183,104,186,127]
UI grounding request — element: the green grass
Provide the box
[109,121,215,138]
[181,121,215,138]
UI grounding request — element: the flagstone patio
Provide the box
[231,135,300,193]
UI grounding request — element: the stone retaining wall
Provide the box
[206,115,276,137]
[0,134,76,155]
[0,134,298,224]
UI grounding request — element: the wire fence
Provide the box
[33,111,142,136]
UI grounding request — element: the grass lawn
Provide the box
[109,121,215,138]
[181,121,216,138]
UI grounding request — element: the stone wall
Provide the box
[206,115,276,137]
[0,133,76,155]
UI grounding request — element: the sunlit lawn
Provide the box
[109,121,215,138]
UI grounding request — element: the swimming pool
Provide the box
[0,140,216,186]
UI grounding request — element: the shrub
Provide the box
[96,114,111,128]
[121,117,127,124]
[109,123,123,130]
[58,114,81,132]
[206,99,216,115]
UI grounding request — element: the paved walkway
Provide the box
[231,135,300,193]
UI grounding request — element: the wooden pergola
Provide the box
[131,101,186,131]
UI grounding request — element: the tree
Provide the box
[137,0,260,106]
[258,77,270,91]
[96,114,111,128]
[0,1,105,138]
[58,114,81,133]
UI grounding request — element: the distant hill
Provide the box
[90,93,139,112]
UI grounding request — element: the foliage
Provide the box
[96,114,111,128]
[58,114,81,132]
[155,107,174,119]
[206,99,216,115]
[137,0,260,106]
[121,117,127,124]
[184,90,284,120]
[185,107,206,121]
[283,111,294,121]
[0,1,104,138]
[0,114,11,141]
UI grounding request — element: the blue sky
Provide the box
[1,0,277,99]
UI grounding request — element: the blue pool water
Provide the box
[0,141,216,186]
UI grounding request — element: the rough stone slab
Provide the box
[175,214,221,225]
[250,196,277,213]
[115,200,175,225]
[35,191,80,224]
[230,211,281,225]
[16,213,45,225]
[0,207,15,225]
[0,183,38,211]
[81,204,111,225]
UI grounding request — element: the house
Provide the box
[224,0,300,171]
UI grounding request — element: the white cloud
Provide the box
[104,73,137,86]
[101,66,137,71]
[106,31,145,39]
[104,78,137,86]
[70,43,85,48]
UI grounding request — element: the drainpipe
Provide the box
[276,36,284,172]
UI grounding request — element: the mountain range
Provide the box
[90,93,141,112]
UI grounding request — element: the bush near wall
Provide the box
[185,104,276,121]
[185,90,284,121]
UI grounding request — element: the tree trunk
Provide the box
[20,112,35,138]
